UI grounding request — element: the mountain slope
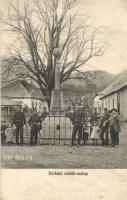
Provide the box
[1,58,116,96]
[62,70,116,95]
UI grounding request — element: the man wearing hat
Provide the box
[110,108,121,147]
[13,107,26,145]
[28,110,42,146]
[70,106,85,147]
[100,108,111,146]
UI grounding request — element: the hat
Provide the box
[111,108,118,112]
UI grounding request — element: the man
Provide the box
[1,120,7,145]
[82,107,89,144]
[28,110,42,146]
[13,107,26,145]
[70,106,85,147]
[110,109,121,148]
[100,108,110,146]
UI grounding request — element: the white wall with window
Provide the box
[100,93,117,112]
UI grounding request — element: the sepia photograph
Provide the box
[1,0,127,169]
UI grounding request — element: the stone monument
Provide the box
[41,47,73,144]
[50,47,65,116]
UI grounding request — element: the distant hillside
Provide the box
[1,58,116,96]
[62,70,116,96]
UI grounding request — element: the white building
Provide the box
[98,70,127,122]
[1,80,48,112]
[93,93,104,113]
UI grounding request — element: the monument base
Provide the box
[41,116,73,144]
[50,89,65,116]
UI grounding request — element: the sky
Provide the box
[0,0,127,74]
[79,0,127,74]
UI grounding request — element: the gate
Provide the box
[38,116,73,145]
[22,116,73,145]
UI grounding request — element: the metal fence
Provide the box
[40,116,73,144]
[2,115,107,145]
[22,116,97,145]
[1,114,73,145]
[23,116,73,145]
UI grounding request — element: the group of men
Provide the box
[3,105,121,147]
[66,106,121,147]
[100,108,121,147]
[13,107,48,146]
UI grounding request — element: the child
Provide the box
[91,122,100,145]
[5,122,14,145]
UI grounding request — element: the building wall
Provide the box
[100,87,127,121]
[2,97,48,112]
[93,95,103,113]
[14,98,32,108]
[100,93,118,112]
[119,87,127,122]
[31,99,48,112]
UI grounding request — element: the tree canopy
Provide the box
[3,0,107,107]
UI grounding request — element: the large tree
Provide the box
[3,0,107,108]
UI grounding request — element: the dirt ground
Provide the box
[1,124,127,169]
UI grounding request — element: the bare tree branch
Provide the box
[2,0,107,107]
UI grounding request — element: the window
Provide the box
[105,101,107,108]
[1,107,8,116]
[108,100,110,110]
[113,98,114,109]
[32,101,34,108]
[102,102,104,112]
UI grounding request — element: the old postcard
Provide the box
[1,0,127,199]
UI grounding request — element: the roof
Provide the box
[1,58,27,85]
[100,70,127,99]
[92,93,104,98]
[1,80,44,100]
[1,58,39,88]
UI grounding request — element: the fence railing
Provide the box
[2,115,114,145]
[39,116,73,144]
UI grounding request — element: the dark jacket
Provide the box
[71,110,85,126]
[28,113,42,129]
[100,113,110,128]
[13,111,26,126]
[110,115,121,132]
